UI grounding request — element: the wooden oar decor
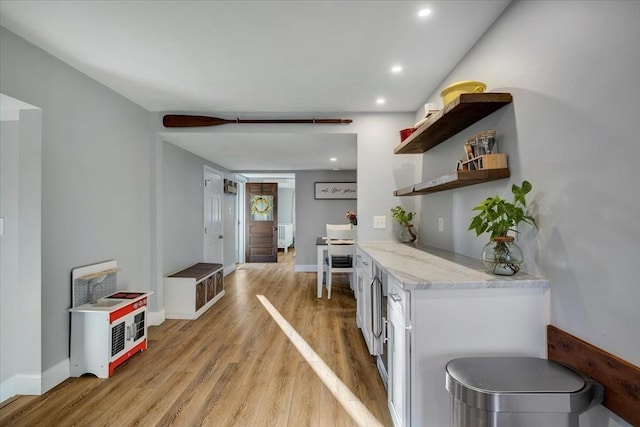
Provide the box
[163,114,353,128]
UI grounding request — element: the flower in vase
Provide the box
[346,211,357,226]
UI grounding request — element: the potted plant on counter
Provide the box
[468,180,537,275]
[391,206,417,243]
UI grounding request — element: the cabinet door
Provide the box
[388,305,409,427]
[355,265,366,329]
[214,271,224,294]
[195,281,206,311]
[206,275,215,302]
[356,268,374,354]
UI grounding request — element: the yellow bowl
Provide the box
[440,80,487,106]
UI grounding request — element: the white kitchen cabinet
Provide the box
[355,249,370,330]
[164,263,224,320]
[356,242,549,427]
[387,278,410,427]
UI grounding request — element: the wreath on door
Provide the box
[250,196,272,215]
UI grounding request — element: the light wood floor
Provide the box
[0,251,393,427]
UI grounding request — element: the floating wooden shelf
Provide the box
[394,169,510,196]
[394,93,513,155]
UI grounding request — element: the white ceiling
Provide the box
[0,0,511,171]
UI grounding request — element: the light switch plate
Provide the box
[373,216,386,229]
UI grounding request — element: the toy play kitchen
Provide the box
[69,260,152,378]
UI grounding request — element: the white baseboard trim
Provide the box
[148,308,165,326]
[1,358,71,402]
[295,265,317,272]
[42,358,70,394]
[0,372,40,402]
[224,264,236,276]
[0,376,15,403]
[0,375,16,403]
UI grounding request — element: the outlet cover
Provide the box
[438,217,444,232]
[373,216,386,229]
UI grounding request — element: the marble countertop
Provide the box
[357,241,549,291]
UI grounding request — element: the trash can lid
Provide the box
[445,357,603,414]
[446,357,585,393]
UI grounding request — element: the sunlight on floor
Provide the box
[257,295,383,427]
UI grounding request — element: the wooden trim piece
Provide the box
[76,268,121,281]
[547,325,640,426]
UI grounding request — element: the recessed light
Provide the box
[418,9,432,17]
[391,65,403,73]
[330,157,337,162]
[376,98,386,105]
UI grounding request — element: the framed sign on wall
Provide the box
[314,182,357,200]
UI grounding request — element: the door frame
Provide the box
[203,165,224,264]
[0,94,43,398]
[234,174,247,264]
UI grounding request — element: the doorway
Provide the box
[245,182,278,263]
[203,166,223,264]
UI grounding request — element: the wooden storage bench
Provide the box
[164,263,224,319]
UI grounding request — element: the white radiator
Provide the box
[277,223,294,253]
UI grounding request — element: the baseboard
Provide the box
[148,308,165,326]
[295,265,317,272]
[1,358,71,402]
[41,358,70,394]
[0,376,17,403]
[224,264,236,276]
[0,372,40,402]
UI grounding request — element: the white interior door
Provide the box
[204,167,223,264]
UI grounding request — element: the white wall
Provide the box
[0,28,153,388]
[0,98,42,400]
[352,113,419,242]
[412,2,639,425]
[294,170,357,268]
[278,187,295,224]
[161,140,233,274]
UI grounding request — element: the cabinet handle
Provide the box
[389,292,402,302]
[363,261,369,266]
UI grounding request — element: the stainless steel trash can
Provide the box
[445,357,603,427]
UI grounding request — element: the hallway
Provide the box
[0,251,392,426]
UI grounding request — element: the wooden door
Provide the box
[245,183,278,263]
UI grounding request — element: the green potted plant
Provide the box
[390,206,417,243]
[468,180,537,275]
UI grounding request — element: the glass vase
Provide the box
[399,224,417,243]
[482,236,524,275]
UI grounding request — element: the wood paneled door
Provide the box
[245,182,278,263]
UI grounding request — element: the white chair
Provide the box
[326,223,353,231]
[325,227,356,299]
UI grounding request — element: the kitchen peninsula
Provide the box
[356,241,550,427]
